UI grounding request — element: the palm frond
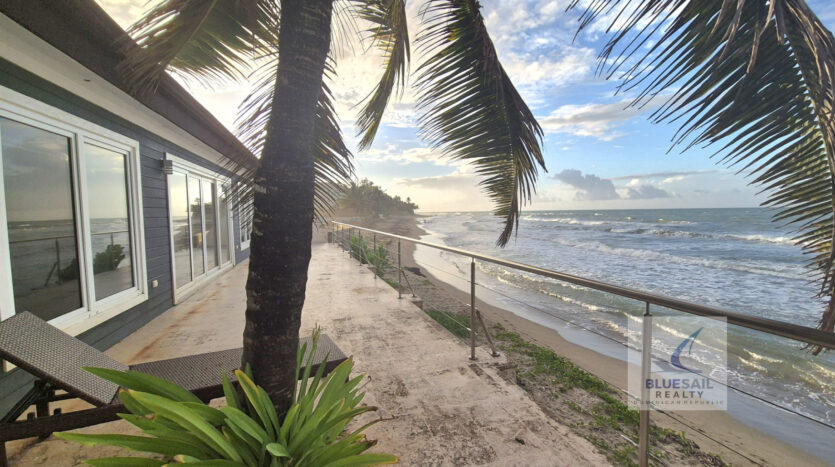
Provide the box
[119,0,277,94]
[416,0,546,246]
[355,0,411,149]
[236,57,354,219]
[569,0,835,343]
[331,0,363,60]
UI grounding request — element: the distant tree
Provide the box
[337,179,418,217]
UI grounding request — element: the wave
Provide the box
[611,228,795,246]
[545,237,805,279]
[521,215,605,226]
[727,234,795,246]
[420,212,835,426]
[520,215,795,246]
[609,228,713,239]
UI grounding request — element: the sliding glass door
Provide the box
[1,118,83,322]
[168,168,232,293]
[84,143,135,301]
[0,101,146,328]
[169,173,191,288]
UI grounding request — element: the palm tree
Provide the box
[119,0,545,412]
[566,0,835,352]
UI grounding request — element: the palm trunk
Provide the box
[241,0,334,413]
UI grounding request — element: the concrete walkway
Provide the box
[8,241,608,466]
[303,243,608,466]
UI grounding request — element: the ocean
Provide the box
[412,208,835,456]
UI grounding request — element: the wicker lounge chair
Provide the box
[0,312,347,466]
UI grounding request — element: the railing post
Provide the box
[54,239,61,284]
[373,233,376,252]
[470,258,477,360]
[639,302,652,467]
[397,240,402,299]
[358,231,364,267]
[475,309,499,357]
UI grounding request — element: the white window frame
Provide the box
[165,153,234,304]
[240,202,252,251]
[0,85,148,335]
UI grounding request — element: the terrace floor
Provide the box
[8,239,608,466]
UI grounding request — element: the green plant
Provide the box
[56,332,397,467]
[424,309,470,339]
[349,236,369,264]
[349,236,392,279]
[58,258,80,281]
[367,244,391,278]
[93,244,126,274]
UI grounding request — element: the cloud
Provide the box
[610,170,718,180]
[392,167,494,211]
[553,169,619,201]
[357,143,451,165]
[501,47,596,87]
[539,99,659,141]
[625,184,671,199]
[396,172,477,190]
[553,169,675,201]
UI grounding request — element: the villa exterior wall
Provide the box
[0,59,251,416]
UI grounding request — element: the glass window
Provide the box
[85,143,134,301]
[240,203,252,248]
[189,177,205,278]
[0,117,83,321]
[204,181,217,270]
[219,184,231,264]
[170,173,191,288]
[0,98,147,329]
[167,159,231,294]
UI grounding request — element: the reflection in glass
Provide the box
[204,181,217,270]
[1,117,82,320]
[219,184,230,264]
[189,177,205,277]
[170,173,191,288]
[241,205,252,245]
[85,144,134,300]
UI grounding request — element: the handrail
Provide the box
[9,230,129,245]
[333,221,835,350]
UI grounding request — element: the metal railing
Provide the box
[9,230,129,286]
[332,221,835,467]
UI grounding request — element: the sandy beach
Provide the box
[339,215,831,467]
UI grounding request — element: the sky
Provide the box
[96,0,835,213]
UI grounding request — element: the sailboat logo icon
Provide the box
[671,328,703,373]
